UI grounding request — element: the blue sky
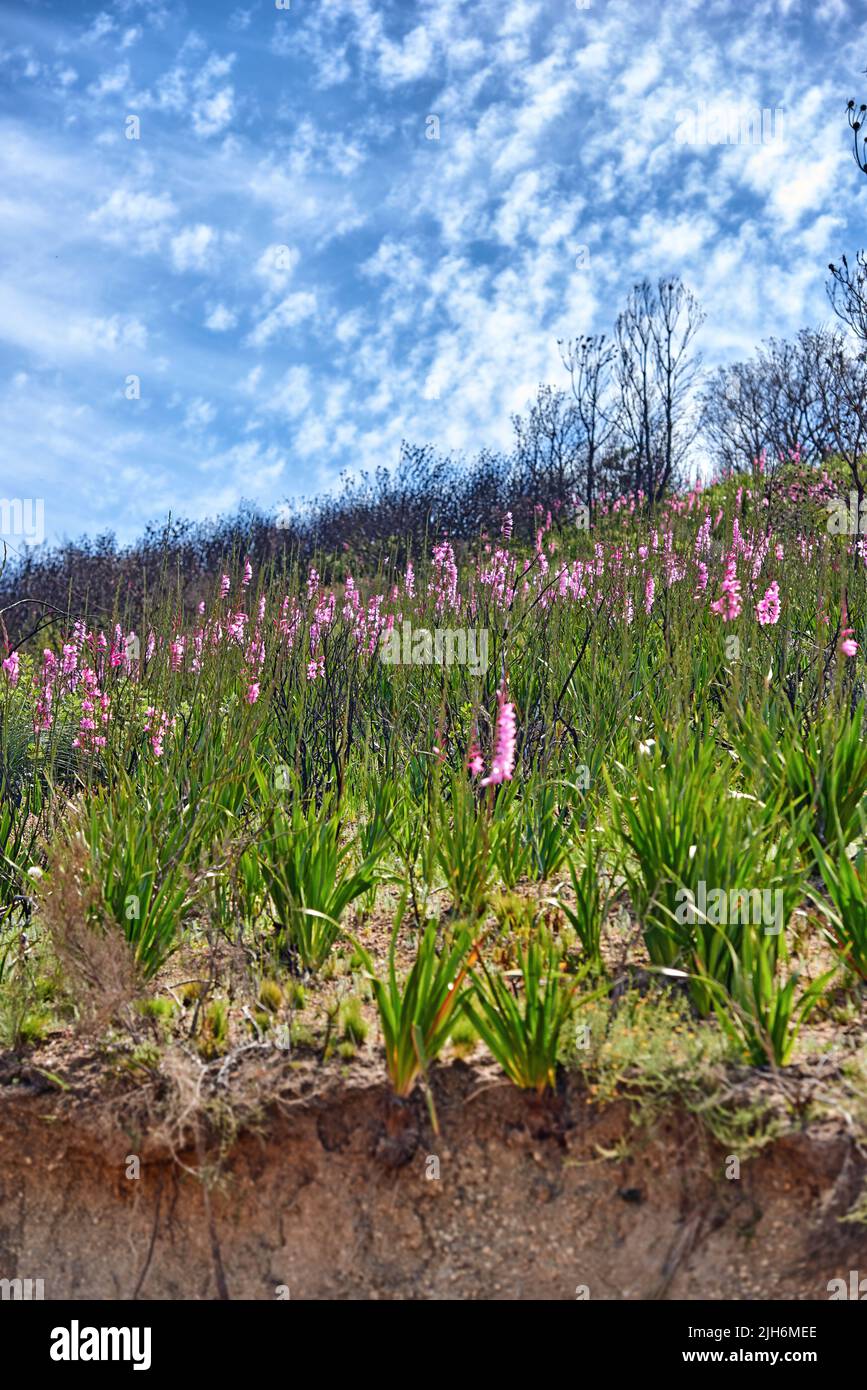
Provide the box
[0,0,864,545]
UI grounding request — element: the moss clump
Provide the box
[198,999,229,1059]
[16,1011,53,1046]
[290,1021,316,1049]
[285,980,306,1009]
[258,979,283,1013]
[339,997,369,1046]
[136,997,175,1022]
[449,1012,477,1058]
[125,1040,161,1073]
[490,891,537,936]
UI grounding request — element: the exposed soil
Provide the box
[1,1053,866,1301]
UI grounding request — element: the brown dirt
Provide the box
[1,1055,866,1301]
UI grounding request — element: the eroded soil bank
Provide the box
[1,1057,866,1300]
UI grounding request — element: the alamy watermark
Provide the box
[0,498,44,547]
[675,102,784,147]
[826,492,867,535]
[675,881,783,935]
[827,1271,867,1299]
[380,621,489,675]
[0,1276,44,1300]
[49,1321,151,1371]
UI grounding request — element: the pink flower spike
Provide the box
[755,580,781,627]
[840,628,858,658]
[710,557,742,622]
[466,725,484,778]
[480,683,517,787]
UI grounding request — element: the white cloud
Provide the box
[67,314,148,354]
[132,49,236,140]
[247,159,366,241]
[184,397,217,429]
[254,243,300,293]
[87,64,130,99]
[170,223,217,272]
[205,303,237,331]
[193,87,234,137]
[239,366,263,395]
[196,439,287,497]
[90,188,177,253]
[335,309,364,344]
[267,366,313,419]
[80,13,116,45]
[377,25,433,86]
[246,292,318,346]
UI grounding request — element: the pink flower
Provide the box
[481,684,517,787]
[430,540,459,613]
[466,725,484,778]
[246,681,260,704]
[502,511,513,540]
[143,706,174,758]
[242,558,253,588]
[2,652,19,687]
[34,649,58,732]
[434,721,447,765]
[61,643,78,680]
[710,557,742,621]
[755,580,781,627]
[220,575,230,598]
[109,624,126,669]
[644,573,655,613]
[840,628,858,658]
[73,667,109,753]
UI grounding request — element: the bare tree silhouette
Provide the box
[846,98,867,175]
[558,334,617,524]
[615,277,704,501]
[828,93,867,338]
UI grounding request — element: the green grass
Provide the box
[1,464,866,1100]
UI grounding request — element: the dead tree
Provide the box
[558,334,617,523]
[615,277,704,501]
